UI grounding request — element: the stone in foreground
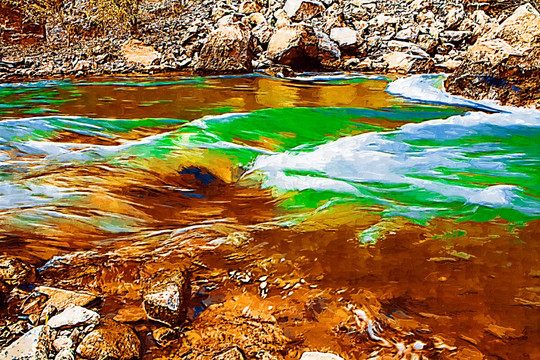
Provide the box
[212,346,246,360]
[0,325,52,360]
[143,272,190,327]
[76,319,141,360]
[34,286,97,312]
[195,23,254,74]
[121,40,161,67]
[300,352,345,360]
[47,305,99,329]
[283,0,325,21]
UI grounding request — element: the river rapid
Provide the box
[0,73,539,359]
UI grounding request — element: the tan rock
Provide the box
[267,24,318,66]
[121,40,161,67]
[383,52,419,73]
[34,286,97,312]
[195,23,255,74]
[481,3,540,52]
[283,0,325,21]
[240,0,262,14]
[152,327,176,347]
[300,352,345,360]
[468,39,522,66]
[47,305,99,329]
[76,319,141,360]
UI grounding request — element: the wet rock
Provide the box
[283,0,325,21]
[152,327,176,347]
[329,27,358,47]
[299,352,345,360]
[213,346,246,360]
[47,305,99,329]
[195,23,255,74]
[76,319,141,360]
[0,325,52,360]
[0,256,35,288]
[33,286,97,312]
[121,40,161,67]
[267,24,319,68]
[143,272,190,327]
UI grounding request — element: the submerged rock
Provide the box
[33,286,97,312]
[76,319,141,360]
[0,325,52,360]
[143,272,190,327]
[195,23,255,74]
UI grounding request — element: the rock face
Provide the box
[76,319,141,360]
[195,23,255,74]
[121,40,161,67]
[446,3,540,107]
[143,272,190,327]
[0,325,52,360]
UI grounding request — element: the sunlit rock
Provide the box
[34,286,97,312]
[0,325,52,360]
[121,40,161,67]
[329,27,358,47]
[283,0,325,21]
[299,352,345,360]
[76,319,141,360]
[47,305,99,329]
[0,256,35,288]
[195,23,255,74]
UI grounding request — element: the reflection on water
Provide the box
[0,73,539,359]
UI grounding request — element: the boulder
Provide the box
[143,272,190,327]
[47,305,99,329]
[481,3,540,52]
[0,325,52,360]
[283,0,325,21]
[383,52,420,73]
[267,24,318,66]
[329,27,358,47]
[446,4,540,107]
[76,319,141,360]
[121,40,161,67]
[195,23,255,74]
[315,30,341,68]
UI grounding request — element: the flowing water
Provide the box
[0,73,539,359]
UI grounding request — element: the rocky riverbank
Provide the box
[1,0,540,107]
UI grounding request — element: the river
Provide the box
[0,73,539,359]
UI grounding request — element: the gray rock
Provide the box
[0,325,52,360]
[47,306,99,329]
[300,352,345,360]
